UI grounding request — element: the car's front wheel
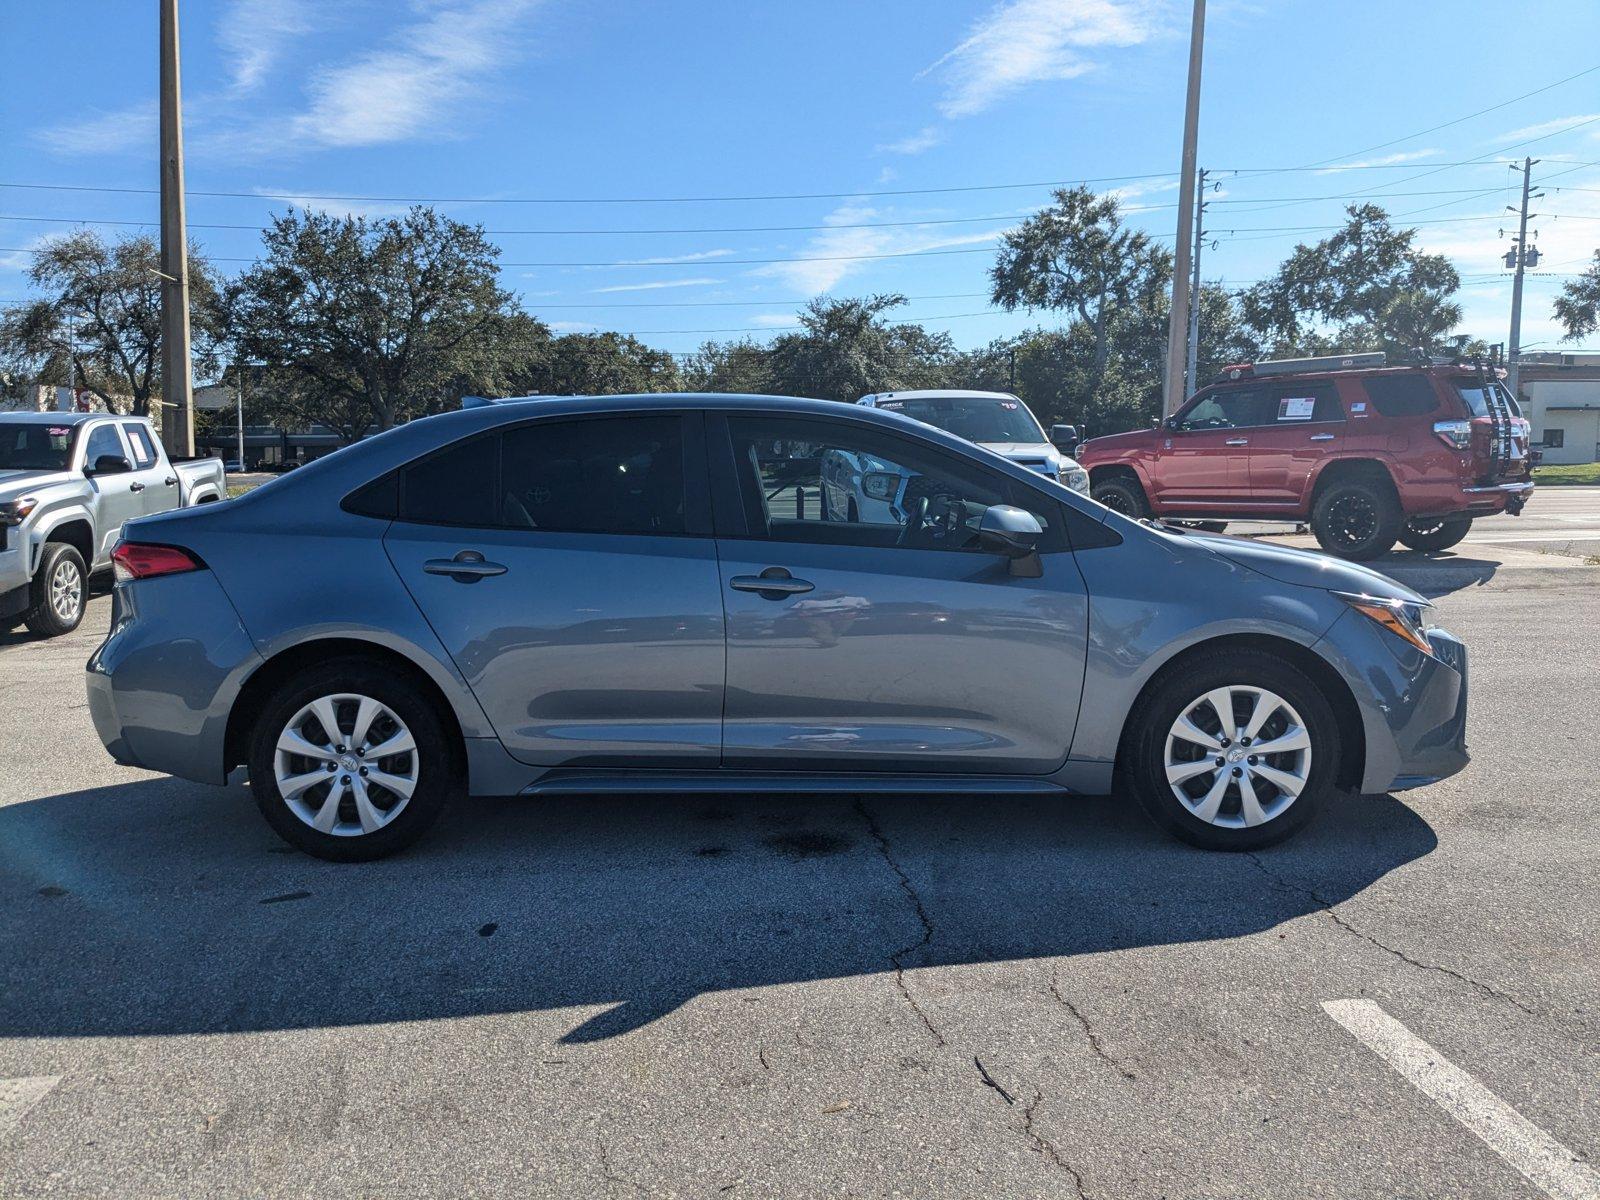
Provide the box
[1125,649,1340,850]
[248,659,456,861]
[23,542,86,637]
[1092,475,1149,519]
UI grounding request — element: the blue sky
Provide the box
[4,0,1600,362]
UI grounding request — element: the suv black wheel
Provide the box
[1124,648,1340,851]
[23,542,87,637]
[248,658,458,862]
[1310,476,1401,560]
[1398,516,1472,552]
[1092,476,1149,519]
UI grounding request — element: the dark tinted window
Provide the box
[122,423,158,467]
[0,423,74,470]
[83,424,125,466]
[400,434,498,526]
[1177,387,1265,430]
[1263,382,1343,423]
[343,471,399,519]
[500,417,686,535]
[1363,375,1440,418]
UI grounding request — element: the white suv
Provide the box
[856,390,1089,491]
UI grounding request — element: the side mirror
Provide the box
[89,454,132,476]
[978,504,1041,557]
[1049,423,1079,453]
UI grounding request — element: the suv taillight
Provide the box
[1432,419,1473,451]
[112,542,205,582]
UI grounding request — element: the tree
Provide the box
[233,206,515,439]
[682,338,774,395]
[514,331,682,396]
[758,294,955,402]
[990,186,1172,397]
[0,230,226,416]
[1240,204,1462,355]
[1553,250,1600,342]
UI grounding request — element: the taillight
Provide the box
[111,542,205,582]
[1432,419,1472,451]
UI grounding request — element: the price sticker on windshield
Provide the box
[1277,397,1316,421]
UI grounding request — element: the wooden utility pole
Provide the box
[1161,0,1206,416]
[159,0,194,456]
[1506,156,1538,399]
[1184,167,1207,399]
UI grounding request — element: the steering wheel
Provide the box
[896,494,928,547]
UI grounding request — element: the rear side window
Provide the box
[122,423,158,467]
[400,435,498,527]
[1363,375,1440,418]
[1263,383,1342,423]
[499,417,686,535]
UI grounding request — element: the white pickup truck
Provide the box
[0,412,226,637]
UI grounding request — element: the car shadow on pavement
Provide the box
[1374,552,1500,598]
[0,778,1435,1044]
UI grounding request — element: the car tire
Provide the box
[1397,516,1472,552]
[1124,648,1340,851]
[1310,476,1401,560]
[23,542,87,637]
[1092,476,1149,519]
[248,658,457,862]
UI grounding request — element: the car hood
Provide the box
[0,468,76,502]
[1077,427,1156,461]
[1164,525,1427,604]
[976,441,1080,472]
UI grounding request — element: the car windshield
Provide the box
[0,423,75,471]
[1454,381,1523,419]
[876,396,1045,444]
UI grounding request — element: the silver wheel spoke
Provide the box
[351,779,384,834]
[1190,771,1232,823]
[1203,688,1236,737]
[280,769,329,799]
[309,696,344,747]
[363,729,415,760]
[1250,726,1310,756]
[1172,715,1222,751]
[312,781,346,832]
[278,727,332,759]
[366,769,416,800]
[1166,757,1217,785]
[1238,779,1270,827]
[351,697,384,750]
[1242,691,1276,741]
[1252,762,1307,797]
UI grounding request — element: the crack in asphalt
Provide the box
[854,798,946,1048]
[973,1055,1015,1105]
[1048,972,1138,1080]
[1244,852,1540,1018]
[596,1138,647,1196]
[1023,1089,1090,1198]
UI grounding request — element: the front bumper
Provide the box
[1314,612,1469,794]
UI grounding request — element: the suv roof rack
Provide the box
[459,394,545,409]
[1219,351,1387,381]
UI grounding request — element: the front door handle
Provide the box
[1224,438,1249,447]
[423,550,508,582]
[1309,433,1336,442]
[129,481,146,492]
[730,567,814,599]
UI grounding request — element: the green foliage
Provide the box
[0,230,226,416]
[1240,204,1462,355]
[1553,250,1600,342]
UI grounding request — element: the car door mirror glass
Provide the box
[89,453,132,476]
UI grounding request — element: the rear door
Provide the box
[1245,381,1346,504]
[710,411,1088,774]
[1151,386,1263,507]
[382,411,727,767]
[119,422,171,517]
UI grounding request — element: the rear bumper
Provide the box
[1314,613,1469,795]
[1409,477,1534,519]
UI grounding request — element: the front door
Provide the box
[383,412,726,767]
[711,413,1088,774]
[80,422,141,563]
[1153,386,1264,509]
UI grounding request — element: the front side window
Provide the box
[1177,388,1265,431]
[875,395,1046,444]
[83,425,125,468]
[727,414,1058,552]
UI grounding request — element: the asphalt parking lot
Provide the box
[1,497,1597,1198]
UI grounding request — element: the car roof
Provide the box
[0,410,109,425]
[857,390,1022,405]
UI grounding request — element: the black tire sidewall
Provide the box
[1398,516,1472,552]
[248,659,456,861]
[25,543,86,637]
[1093,478,1148,519]
[1127,650,1341,851]
[1311,479,1401,560]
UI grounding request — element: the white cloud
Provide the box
[614,250,735,265]
[590,277,724,294]
[0,234,60,273]
[1313,149,1441,175]
[748,313,799,328]
[921,0,1162,119]
[1491,114,1600,144]
[35,102,157,156]
[253,189,410,220]
[285,0,541,149]
[219,0,317,92]
[878,126,944,156]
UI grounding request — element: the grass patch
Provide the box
[1533,461,1600,485]
[226,483,258,498]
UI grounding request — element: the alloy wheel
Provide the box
[273,693,419,837]
[49,559,82,623]
[1324,493,1378,551]
[1163,684,1312,829]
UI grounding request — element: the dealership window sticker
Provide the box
[1278,397,1316,421]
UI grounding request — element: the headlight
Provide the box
[1060,468,1090,494]
[0,497,38,526]
[1335,591,1434,656]
[862,471,899,501]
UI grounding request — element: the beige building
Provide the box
[1515,353,1600,466]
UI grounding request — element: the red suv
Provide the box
[1077,353,1535,560]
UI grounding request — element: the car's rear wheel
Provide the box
[248,659,455,861]
[23,543,86,637]
[1125,649,1340,850]
[1092,475,1149,519]
[1310,477,1401,560]
[1398,516,1472,552]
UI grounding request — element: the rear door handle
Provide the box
[423,550,508,581]
[1224,438,1249,446]
[1309,433,1336,442]
[129,481,145,492]
[164,476,178,486]
[730,567,814,598]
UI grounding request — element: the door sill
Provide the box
[521,768,1072,796]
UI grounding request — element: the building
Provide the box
[1516,352,1600,465]
[192,384,344,467]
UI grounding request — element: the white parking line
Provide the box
[1323,1000,1600,1200]
[0,1075,61,1137]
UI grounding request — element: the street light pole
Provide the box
[159,0,194,457]
[1162,0,1206,417]
[235,364,245,471]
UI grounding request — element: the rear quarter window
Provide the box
[1361,375,1440,418]
[399,435,499,527]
